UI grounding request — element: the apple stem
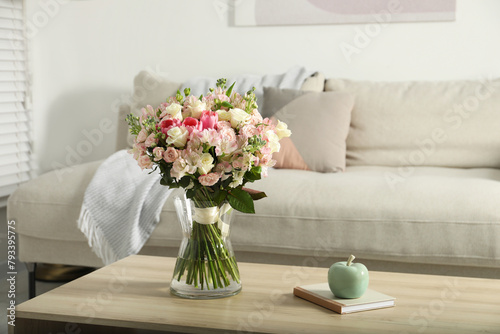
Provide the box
[346,254,355,266]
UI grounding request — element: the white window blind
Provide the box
[0,0,33,207]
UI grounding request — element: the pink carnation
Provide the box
[240,124,258,138]
[217,121,231,130]
[219,126,236,142]
[199,172,220,186]
[249,109,263,126]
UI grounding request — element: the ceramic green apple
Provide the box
[328,255,369,299]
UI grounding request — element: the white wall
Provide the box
[26,0,500,173]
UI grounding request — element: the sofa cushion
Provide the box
[264,88,355,172]
[325,78,500,168]
[9,161,500,268]
[261,87,310,119]
[229,166,500,268]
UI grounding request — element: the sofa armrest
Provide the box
[115,104,131,151]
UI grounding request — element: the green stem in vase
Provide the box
[172,191,241,291]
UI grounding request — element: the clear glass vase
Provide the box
[170,194,242,299]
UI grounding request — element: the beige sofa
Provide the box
[8,72,500,294]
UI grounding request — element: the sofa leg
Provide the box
[25,262,36,299]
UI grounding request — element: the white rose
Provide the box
[229,108,251,128]
[166,126,189,148]
[187,100,206,119]
[217,109,232,122]
[266,130,280,154]
[165,103,183,120]
[275,121,292,140]
[197,152,215,175]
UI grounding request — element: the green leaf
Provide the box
[186,188,197,200]
[243,188,267,201]
[178,176,191,188]
[226,82,236,97]
[213,188,227,206]
[228,188,255,214]
[222,176,233,188]
[221,101,234,109]
[244,169,261,181]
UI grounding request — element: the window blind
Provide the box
[0,0,33,207]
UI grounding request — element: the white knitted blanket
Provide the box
[78,67,313,265]
[78,150,173,265]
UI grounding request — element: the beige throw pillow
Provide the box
[264,87,355,173]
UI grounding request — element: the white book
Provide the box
[294,283,395,314]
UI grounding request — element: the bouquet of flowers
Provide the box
[126,79,290,297]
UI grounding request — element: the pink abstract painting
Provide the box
[234,0,456,26]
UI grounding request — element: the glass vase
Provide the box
[170,194,241,299]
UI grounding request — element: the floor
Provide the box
[1,207,64,334]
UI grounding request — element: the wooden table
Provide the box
[12,255,500,334]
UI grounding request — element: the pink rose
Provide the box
[163,147,179,163]
[152,147,165,161]
[137,155,153,170]
[198,172,220,186]
[200,110,218,130]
